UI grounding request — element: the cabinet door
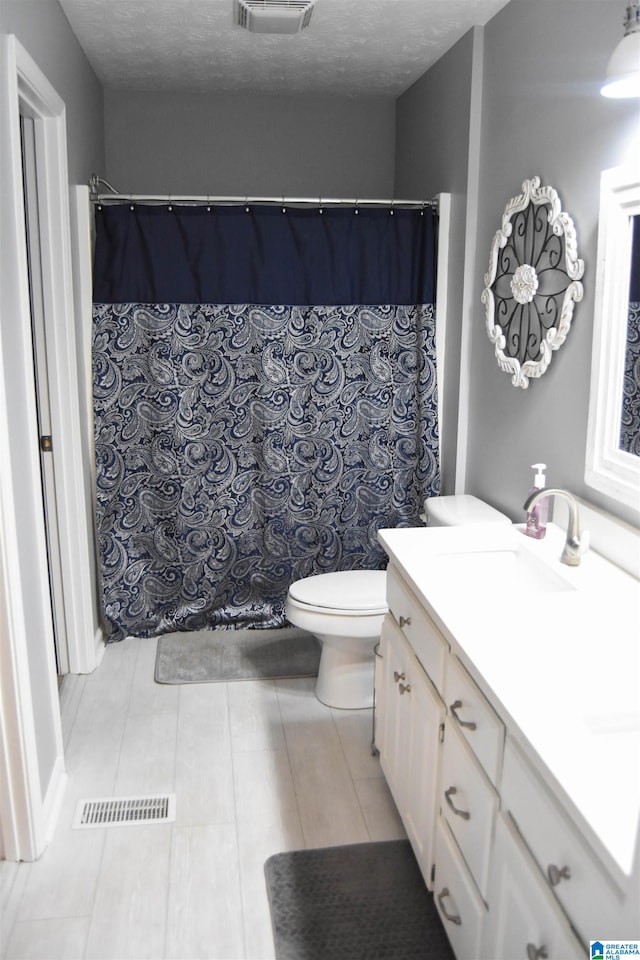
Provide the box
[403,633,445,883]
[481,816,587,960]
[379,614,444,889]
[378,614,409,802]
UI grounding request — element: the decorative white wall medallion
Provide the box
[482,177,584,389]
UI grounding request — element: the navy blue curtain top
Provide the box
[93,203,437,306]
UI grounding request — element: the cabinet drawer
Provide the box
[441,719,498,900]
[434,817,485,960]
[444,656,504,785]
[386,564,447,692]
[502,739,623,945]
[482,815,587,960]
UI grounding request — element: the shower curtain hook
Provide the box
[318,196,323,214]
[245,197,250,213]
[390,199,395,216]
[355,199,359,215]
[282,195,286,213]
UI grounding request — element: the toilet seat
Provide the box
[287,570,387,616]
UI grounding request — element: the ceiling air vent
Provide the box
[235,0,316,35]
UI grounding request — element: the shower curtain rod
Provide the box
[88,175,439,211]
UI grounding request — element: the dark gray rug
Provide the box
[155,627,321,684]
[264,840,455,960]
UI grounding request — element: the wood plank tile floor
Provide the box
[1,635,405,959]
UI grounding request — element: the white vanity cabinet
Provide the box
[376,558,606,960]
[378,611,445,888]
[378,524,639,960]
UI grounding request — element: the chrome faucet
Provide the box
[523,488,583,566]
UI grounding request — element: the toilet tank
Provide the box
[424,494,510,527]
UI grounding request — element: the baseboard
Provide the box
[93,625,106,668]
[42,757,67,850]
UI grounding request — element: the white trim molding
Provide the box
[435,191,451,474]
[17,45,98,676]
[585,165,640,516]
[0,33,96,859]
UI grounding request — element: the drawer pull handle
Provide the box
[547,863,571,886]
[450,699,477,730]
[444,786,471,820]
[526,945,549,960]
[399,615,412,628]
[393,671,406,683]
[437,887,462,925]
[398,682,412,695]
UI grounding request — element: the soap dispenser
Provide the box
[525,463,548,539]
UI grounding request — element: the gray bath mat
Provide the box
[155,627,320,684]
[264,840,455,960]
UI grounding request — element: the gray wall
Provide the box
[396,0,639,527]
[0,0,105,184]
[105,90,396,197]
[395,29,475,493]
[468,0,639,525]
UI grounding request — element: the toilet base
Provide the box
[314,641,375,710]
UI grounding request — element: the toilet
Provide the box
[285,495,510,710]
[423,493,511,528]
[286,570,387,710]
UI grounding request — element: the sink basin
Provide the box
[434,545,576,595]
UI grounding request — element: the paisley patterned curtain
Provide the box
[93,204,440,641]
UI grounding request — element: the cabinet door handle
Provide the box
[437,887,462,925]
[449,699,477,730]
[398,682,412,695]
[393,671,405,683]
[547,863,571,886]
[526,944,549,960]
[444,786,471,820]
[399,615,411,628]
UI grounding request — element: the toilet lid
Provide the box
[288,570,387,614]
[425,494,510,526]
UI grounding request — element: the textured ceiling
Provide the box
[59,0,512,97]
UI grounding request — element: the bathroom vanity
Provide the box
[376,520,640,960]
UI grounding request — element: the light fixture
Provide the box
[601,2,640,98]
[235,0,316,35]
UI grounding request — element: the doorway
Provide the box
[0,33,97,861]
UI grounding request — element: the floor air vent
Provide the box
[73,794,176,829]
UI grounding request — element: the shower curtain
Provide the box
[92,203,440,641]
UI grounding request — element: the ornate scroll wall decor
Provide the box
[482,177,584,389]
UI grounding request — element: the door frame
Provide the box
[20,113,71,676]
[0,34,96,859]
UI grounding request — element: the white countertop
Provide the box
[378,522,640,881]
